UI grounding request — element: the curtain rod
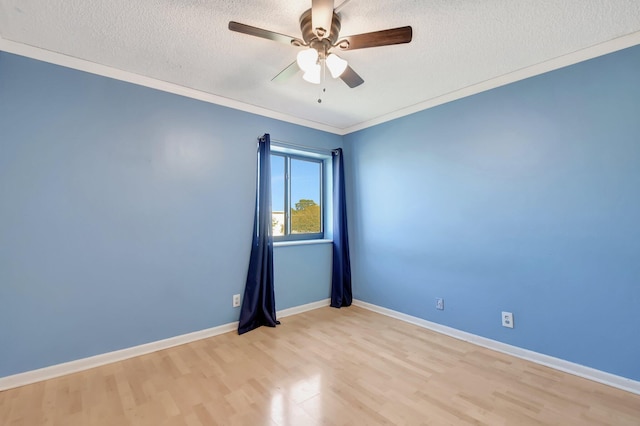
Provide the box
[267,137,339,155]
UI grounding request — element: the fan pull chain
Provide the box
[317,87,326,104]
[318,59,327,103]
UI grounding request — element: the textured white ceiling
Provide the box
[1,0,640,132]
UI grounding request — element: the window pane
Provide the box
[290,158,321,234]
[270,155,285,236]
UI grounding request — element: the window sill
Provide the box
[274,239,333,247]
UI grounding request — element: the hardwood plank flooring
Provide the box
[1,306,639,425]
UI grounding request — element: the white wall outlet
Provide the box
[502,311,514,328]
[436,298,444,310]
[233,294,241,308]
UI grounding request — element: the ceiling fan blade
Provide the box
[338,26,412,50]
[340,65,364,88]
[312,0,335,38]
[271,61,301,83]
[228,21,299,45]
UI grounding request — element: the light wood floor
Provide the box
[1,306,639,425]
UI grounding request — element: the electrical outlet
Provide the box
[502,311,514,328]
[233,294,241,308]
[436,298,444,310]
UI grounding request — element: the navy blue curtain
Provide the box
[331,148,353,308]
[238,134,280,334]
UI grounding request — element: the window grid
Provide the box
[271,152,324,241]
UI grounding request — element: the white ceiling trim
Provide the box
[2,32,639,137]
[343,31,640,134]
[0,36,343,135]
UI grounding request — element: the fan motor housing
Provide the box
[299,9,341,46]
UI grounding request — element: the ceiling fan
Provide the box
[228,0,412,88]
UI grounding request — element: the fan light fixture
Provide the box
[296,47,348,84]
[303,63,321,84]
[296,48,318,72]
[325,53,348,78]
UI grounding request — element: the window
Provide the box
[271,150,325,241]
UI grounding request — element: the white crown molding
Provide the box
[0,38,343,135]
[352,300,640,396]
[342,31,640,134]
[3,32,639,136]
[0,298,330,391]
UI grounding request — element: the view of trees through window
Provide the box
[271,152,322,239]
[291,199,320,233]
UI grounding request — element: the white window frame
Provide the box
[271,145,331,243]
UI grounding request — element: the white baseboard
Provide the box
[278,298,331,319]
[352,300,640,396]
[9,297,634,396]
[0,298,330,392]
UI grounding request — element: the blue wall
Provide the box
[344,45,640,381]
[3,43,640,382]
[0,52,338,377]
